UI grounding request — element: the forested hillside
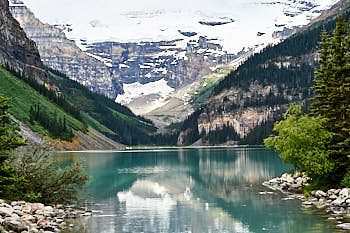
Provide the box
[45,68,179,146]
[177,1,350,146]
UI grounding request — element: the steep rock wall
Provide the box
[9,3,121,98]
[0,0,46,81]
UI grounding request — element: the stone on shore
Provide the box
[263,173,350,228]
[0,199,92,233]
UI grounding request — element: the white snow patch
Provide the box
[115,79,175,105]
[119,63,130,69]
[85,52,113,67]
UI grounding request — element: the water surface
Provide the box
[59,147,343,233]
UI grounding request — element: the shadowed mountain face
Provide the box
[0,0,46,82]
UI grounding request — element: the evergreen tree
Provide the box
[311,15,350,178]
[0,95,27,200]
[0,95,27,158]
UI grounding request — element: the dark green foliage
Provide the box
[310,15,350,185]
[45,67,135,117]
[9,147,89,204]
[179,108,203,145]
[29,104,74,141]
[202,124,240,145]
[0,164,28,201]
[241,119,279,145]
[0,95,27,200]
[0,95,27,156]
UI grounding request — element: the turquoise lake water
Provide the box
[59,147,345,233]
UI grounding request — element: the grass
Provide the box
[81,112,116,135]
[0,67,86,136]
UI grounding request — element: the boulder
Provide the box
[3,219,27,232]
[315,190,327,198]
[21,214,35,222]
[31,203,45,213]
[22,204,32,214]
[337,223,350,230]
[0,207,13,217]
[332,198,345,206]
[339,188,350,200]
[44,206,54,213]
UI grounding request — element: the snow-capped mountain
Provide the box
[10,0,339,119]
[21,0,338,53]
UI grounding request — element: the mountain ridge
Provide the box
[177,0,350,146]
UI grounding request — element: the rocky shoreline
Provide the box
[0,200,91,233]
[263,173,350,231]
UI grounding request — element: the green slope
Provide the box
[45,68,159,145]
[0,67,87,138]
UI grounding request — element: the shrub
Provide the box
[264,104,337,188]
[8,146,90,205]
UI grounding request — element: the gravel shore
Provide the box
[0,200,91,233]
[263,172,350,231]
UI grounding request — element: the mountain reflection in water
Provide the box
[59,148,341,233]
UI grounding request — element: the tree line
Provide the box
[29,104,74,141]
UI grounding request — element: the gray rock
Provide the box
[3,219,27,232]
[0,207,13,217]
[332,198,345,206]
[339,188,350,200]
[44,206,54,213]
[11,213,21,221]
[13,205,22,211]
[35,209,44,215]
[315,190,327,198]
[337,223,350,230]
[303,201,313,205]
[328,189,337,196]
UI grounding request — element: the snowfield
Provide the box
[20,0,338,53]
[115,79,175,105]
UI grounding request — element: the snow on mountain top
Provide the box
[20,0,339,53]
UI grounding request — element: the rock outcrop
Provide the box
[9,1,121,98]
[0,0,46,81]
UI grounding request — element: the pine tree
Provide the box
[0,95,27,158]
[311,15,350,181]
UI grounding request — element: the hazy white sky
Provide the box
[22,0,255,24]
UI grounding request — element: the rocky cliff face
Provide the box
[8,0,236,104]
[9,1,121,98]
[0,0,46,81]
[87,37,235,90]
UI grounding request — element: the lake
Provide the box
[59,147,344,233]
